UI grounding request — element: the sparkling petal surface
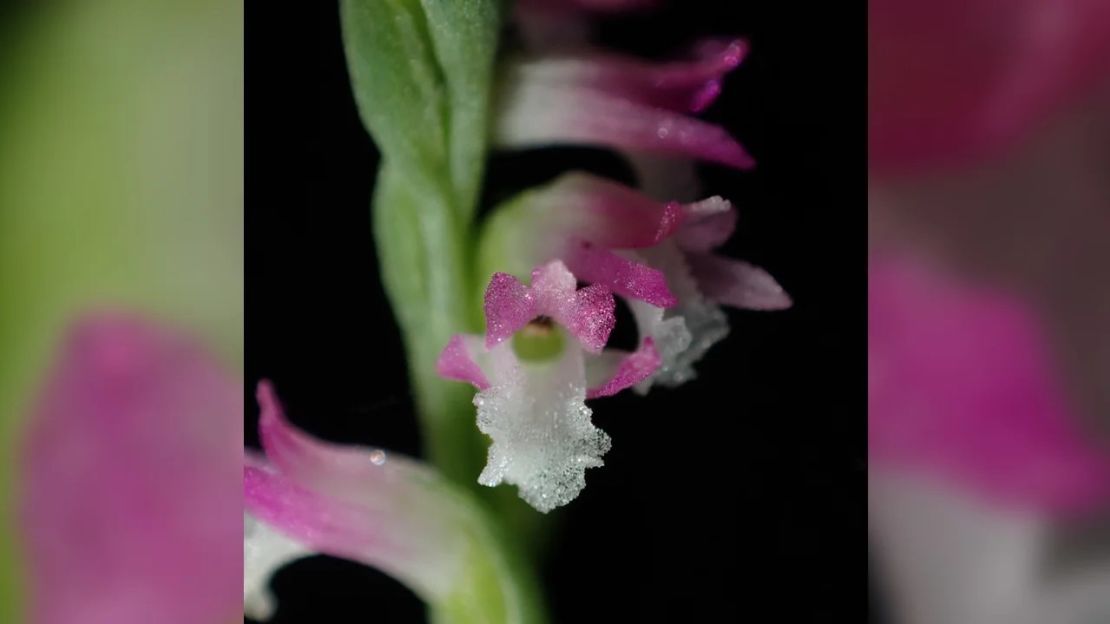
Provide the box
[527,260,617,353]
[474,344,610,513]
[484,272,537,347]
[17,315,242,624]
[496,77,755,170]
[565,244,677,308]
[685,252,792,310]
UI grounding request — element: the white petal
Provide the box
[243,514,311,621]
[474,342,611,512]
[627,244,729,390]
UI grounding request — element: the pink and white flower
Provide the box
[437,260,660,512]
[483,173,789,390]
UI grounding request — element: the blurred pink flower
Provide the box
[868,255,1110,517]
[869,0,1110,172]
[17,314,242,624]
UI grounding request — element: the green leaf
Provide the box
[418,0,503,215]
[340,0,450,192]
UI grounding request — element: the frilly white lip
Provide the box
[438,260,660,511]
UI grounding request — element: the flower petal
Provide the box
[496,76,755,170]
[623,245,731,390]
[585,338,662,398]
[508,38,748,113]
[672,196,737,252]
[251,382,467,602]
[528,173,686,249]
[530,260,616,353]
[18,314,242,624]
[564,243,678,308]
[685,252,792,310]
[474,343,611,512]
[436,334,490,389]
[483,272,537,348]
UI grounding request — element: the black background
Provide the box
[246,1,866,621]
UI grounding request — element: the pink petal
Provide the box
[435,334,490,389]
[586,338,662,398]
[508,38,748,113]
[685,252,792,310]
[565,243,678,308]
[251,382,464,598]
[535,173,686,249]
[496,78,755,170]
[869,256,1110,516]
[531,260,616,352]
[483,272,537,348]
[18,314,242,624]
[672,196,737,252]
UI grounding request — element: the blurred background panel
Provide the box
[869,1,1110,622]
[0,0,242,620]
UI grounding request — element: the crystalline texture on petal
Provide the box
[484,272,537,347]
[525,260,617,353]
[564,243,677,308]
[474,343,611,513]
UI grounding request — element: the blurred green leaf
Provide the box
[0,1,243,619]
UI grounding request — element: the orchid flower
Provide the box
[437,260,659,512]
[481,173,789,391]
[244,381,540,622]
[17,315,242,624]
[496,37,755,170]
